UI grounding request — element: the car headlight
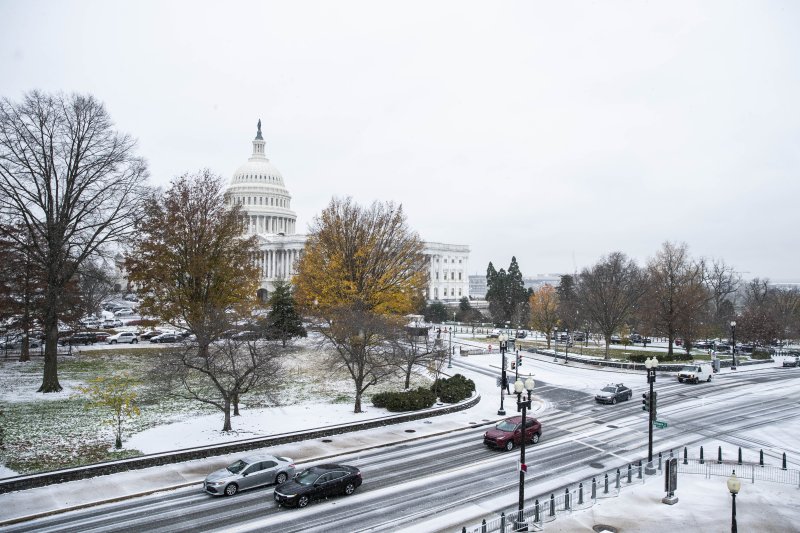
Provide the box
[206,481,226,486]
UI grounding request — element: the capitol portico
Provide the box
[226,121,470,303]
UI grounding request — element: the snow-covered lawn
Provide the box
[0,335,434,477]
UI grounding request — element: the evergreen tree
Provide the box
[265,280,307,347]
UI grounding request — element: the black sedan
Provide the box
[274,464,362,508]
[595,383,632,404]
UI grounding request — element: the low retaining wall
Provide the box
[531,348,771,371]
[0,394,480,494]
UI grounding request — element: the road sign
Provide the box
[654,420,668,429]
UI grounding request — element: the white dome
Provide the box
[226,120,297,236]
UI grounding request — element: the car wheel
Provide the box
[505,440,514,452]
[531,433,541,444]
[275,472,288,485]
[110,340,117,344]
[224,483,238,496]
[611,397,617,405]
[297,495,310,508]
[344,482,356,495]
[678,378,683,383]
[707,375,712,382]
[132,339,138,344]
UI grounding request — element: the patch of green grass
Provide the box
[331,394,351,404]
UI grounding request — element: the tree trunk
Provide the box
[404,367,411,390]
[233,393,240,416]
[353,392,362,413]
[19,336,30,363]
[116,415,123,449]
[222,397,232,431]
[38,288,62,392]
[604,335,611,360]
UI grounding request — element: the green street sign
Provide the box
[653,420,668,429]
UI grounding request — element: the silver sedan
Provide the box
[204,454,296,496]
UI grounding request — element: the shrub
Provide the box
[371,388,436,412]
[751,349,772,360]
[432,373,475,403]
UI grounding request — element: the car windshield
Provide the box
[680,366,696,372]
[227,459,248,474]
[601,386,616,393]
[295,469,320,486]
[496,420,517,432]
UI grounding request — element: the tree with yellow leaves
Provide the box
[76,374,140,449]
[528,285,560,349]
[294,197,427,413]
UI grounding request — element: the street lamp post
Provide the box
[498,333,508,415]
[514,375,535,531]
[730,321,737,371]
[564,328,569,364]
[727,470,741,533]
[645,355,659,473]
[553,327,558,362]
[448,327,453,369]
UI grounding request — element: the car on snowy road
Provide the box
[483,416,542,451]
[274,464,362,508]
[595,383,633,404]
[204,454,296,496]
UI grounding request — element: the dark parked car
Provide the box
[58,332,97,345]
[515,331,527,339]
[150,333,179,343]
[483,416,541,451]
[595,383,633,404]
[204,454,296,496]
[138,330,164,340]
[274,464,362,508]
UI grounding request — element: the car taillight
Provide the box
[289,463,295,468]
[357,472,362,478]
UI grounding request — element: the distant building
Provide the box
[226,121,470,302]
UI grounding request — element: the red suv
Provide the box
[483,416,541,451]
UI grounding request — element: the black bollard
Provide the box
[534,499,540,523]
[579,482,584,505]
[659,451,663,471]
[683,446,688,465]
[616,469,621,489]
[670,448,674,458]
[638,460,643,479]
[760,449,764,467]
[550,493,555,516]
[604,473,609,494]
[700,446,704,464]
[738,447,743,465]
[627,463,632,483]
[481,518,487,533]
[718,446,722,464]
[462,528,466,533]
[500,513,505,532]
[783,452,787,470]
[591,478,597,499]
[565,487,570,510]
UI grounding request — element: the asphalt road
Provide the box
[5,365,799,533]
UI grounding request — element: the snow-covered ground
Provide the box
[1,333,798,531]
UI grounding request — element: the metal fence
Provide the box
[460,447,799,532]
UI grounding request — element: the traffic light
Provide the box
[651,391,658,420]
[642,392,658,421]
[510,361,516,370]
[517,353,522,367]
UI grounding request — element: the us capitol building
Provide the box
[225,121,470,303]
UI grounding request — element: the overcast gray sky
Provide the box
[2,1,798,280]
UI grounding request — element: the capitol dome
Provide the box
[226,120,297,235]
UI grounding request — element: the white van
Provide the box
[677,364,713,384]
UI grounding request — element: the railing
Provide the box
[460,445,798,532]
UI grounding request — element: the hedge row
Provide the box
[371,387,437,412]
[628,353,692,364]
[371,374,476,412]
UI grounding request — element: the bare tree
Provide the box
[76,259,117,320]
[702,257,740,334]
[575,252,646,359]
[642,242,710,355]
[150,337,283,431]
[391,324,435,389]
[316,308,401,413]
[0,91,148,392]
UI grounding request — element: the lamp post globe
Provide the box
[728,470,741,533]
